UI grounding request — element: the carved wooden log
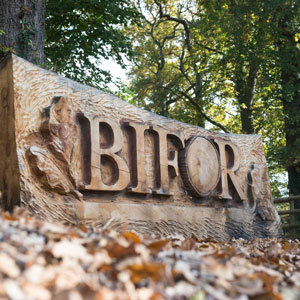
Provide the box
[0,54,282,240]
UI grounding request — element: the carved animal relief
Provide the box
[0,55,281,240]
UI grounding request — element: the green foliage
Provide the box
[19,19,37,58]
[114,81,138,105]
[0,29,13,57]
[42,0,299,196]
[127,0,232,131]
[45,0,141,88]
[126,0,300,196]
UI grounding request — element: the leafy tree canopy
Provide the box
[126,0,300,196]
[45,0,141,88]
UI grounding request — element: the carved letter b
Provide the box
[85,117,130,191]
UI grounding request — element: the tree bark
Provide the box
[278,14,300,228]
[236,63,258,134]
[283,91,300,227]
[282,87,300,192]
[0,0,45,64]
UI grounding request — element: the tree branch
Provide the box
[154,0,192,51]
[179,45,194,89]
[194,40,224,55]
[179,90,229,133]
[158,84,229,133]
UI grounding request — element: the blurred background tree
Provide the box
[127,0,300,200]
[0,0,299,201]
[45,0,140,88]
[0,0,140,88]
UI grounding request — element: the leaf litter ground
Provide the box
[0,208,299,300]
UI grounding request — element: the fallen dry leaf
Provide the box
[0,253,20,278]
[0,207,299,300]
[126,263,165,284]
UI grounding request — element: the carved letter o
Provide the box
[179,136,220,197]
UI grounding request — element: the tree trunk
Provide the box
[0,0,45,64]
[240,107,254,134]
[283,92,300,227]
[236,64,258,134]
[278,15,300,228]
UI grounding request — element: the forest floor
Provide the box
[0,208,299,300]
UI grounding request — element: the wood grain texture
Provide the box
[0,55,20,210]
[0,54,282,239]
[79,202,282,240]
[179,136,220,197]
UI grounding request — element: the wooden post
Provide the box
[274,195,300,238]
[290,197,295,238]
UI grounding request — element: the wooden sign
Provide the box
[0,54,281,240]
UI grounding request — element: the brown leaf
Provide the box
[122,231,141,244]
[147,239,170,253]
[1,212,16,221]
[180,238,198,250]
[283,241,291,252]
[127,263,165,284]
[96,287,116,300]
[106,242,137,260]
[233,276,264,296]
[78,224,89,233]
